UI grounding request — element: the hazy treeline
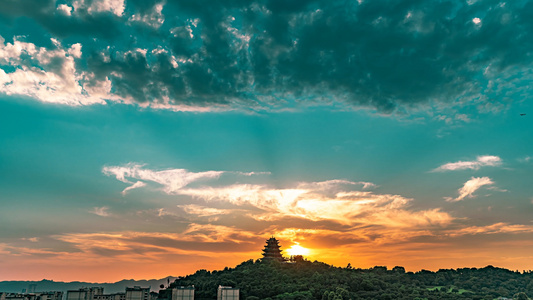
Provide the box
[0,278,174,294]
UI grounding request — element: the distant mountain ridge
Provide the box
[0,277,175,294]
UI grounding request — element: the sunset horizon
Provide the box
[4,231,533,283]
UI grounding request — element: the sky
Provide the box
[1,0,533,283]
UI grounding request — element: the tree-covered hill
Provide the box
[171,259,533,300]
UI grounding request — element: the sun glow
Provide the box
[286,244,311,256]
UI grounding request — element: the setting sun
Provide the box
[286,244,311,256]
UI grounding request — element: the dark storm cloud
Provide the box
[0,0,122,40]
[2,0,533,112]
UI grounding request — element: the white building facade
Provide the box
[217,286,239,300]
[125,287,149,300]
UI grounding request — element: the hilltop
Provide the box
[171,259,533,300]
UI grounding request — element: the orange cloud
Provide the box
[179,183,452,228]
[4,220,533,282]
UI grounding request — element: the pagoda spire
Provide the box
[261,236,286,261]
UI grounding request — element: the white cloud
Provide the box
[447,222,533,237]
[432,155,502,172]
[87,0,125,17]
[179,204,231,217]
[487,186,508,193]
[179,184,307,214]
[129,2,165,28]
[296,179,377,191]
[90,206,111,217]
[72,0,124,16]
[57,4,73,16]
[103,164,451,228]
[178,182,451,227]
[455,113,470,122]
[82,74,113,98]
[148,102,232,113]
[102,163,225,194]
[448,176,494,202]
[518,156,531,163]
[21,237,39,242]
[68,43,82,58]
[121,181,147,195]
[0,36,105,106]
[233,171,271,176]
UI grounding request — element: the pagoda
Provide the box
[262,236,286,261]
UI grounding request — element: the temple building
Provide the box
[261,236,286,261]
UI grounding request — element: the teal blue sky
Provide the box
[1,0,533,282]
